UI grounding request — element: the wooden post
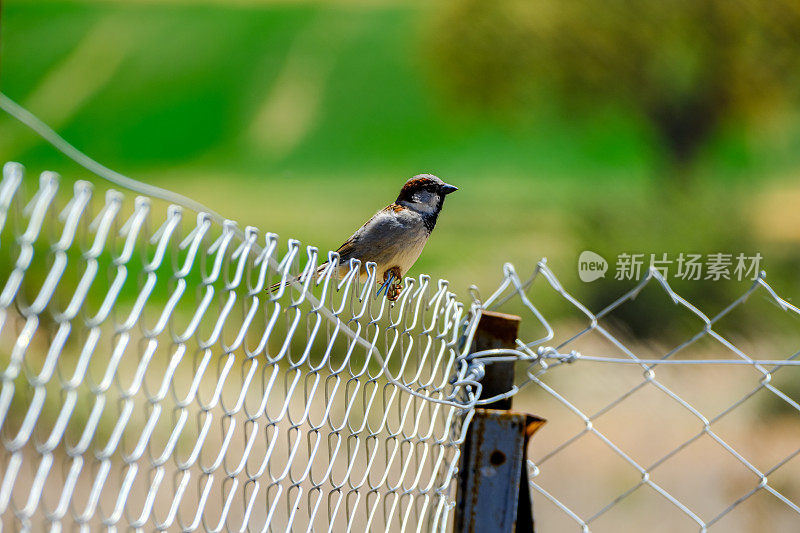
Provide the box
[454,310,546,533]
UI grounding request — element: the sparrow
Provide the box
[270,174,458,300]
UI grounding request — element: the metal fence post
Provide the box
[455,311,546,533]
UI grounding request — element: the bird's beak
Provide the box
[441,183,458,195]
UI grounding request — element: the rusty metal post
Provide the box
[454,310,546,533]
[471,311,520,410]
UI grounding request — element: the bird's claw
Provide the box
[386,282,402,301]
[378,267,403,301]
[377,274,394,297]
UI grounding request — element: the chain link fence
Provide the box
[479,262,800,532]
[2,161,800,531]
[0,162,484,531]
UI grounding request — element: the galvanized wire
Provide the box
[478,260,800,532]
[3,158,800,532]
[0,162,478,532]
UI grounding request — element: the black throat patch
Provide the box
[420,209,438,233]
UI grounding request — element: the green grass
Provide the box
[0,2,660,176]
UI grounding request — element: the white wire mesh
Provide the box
[476,261,800,532]
[0,162,479,532]
[3,160,800,532]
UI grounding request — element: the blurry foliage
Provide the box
[573,186,754,340]
[571,182,800,342]
[3,1,800,345]
[429,0,800,341]
[429,0,800,181]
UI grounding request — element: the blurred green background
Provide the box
[3,3,800,530]
[2,0,800,337]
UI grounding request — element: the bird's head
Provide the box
[396,174,458,214]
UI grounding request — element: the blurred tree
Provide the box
[429,0,800,184]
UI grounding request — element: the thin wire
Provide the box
[0,91,476,409]
[468,347,800,367]
[0,91,227,224]
[545,354,800,366]
[0,160,468,530]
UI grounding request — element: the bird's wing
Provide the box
[335,204,409,263]
[334,234,358,261]
[269,204,422,293]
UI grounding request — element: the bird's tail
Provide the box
[267,262,329,293]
